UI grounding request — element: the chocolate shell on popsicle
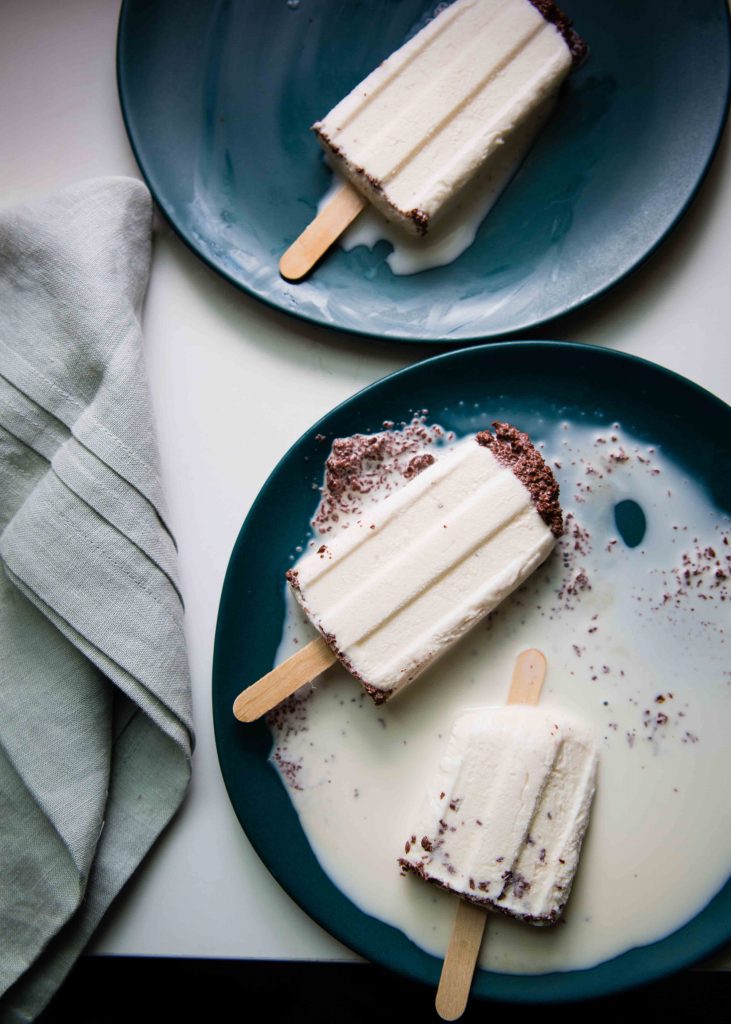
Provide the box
[234,423,562,722]
[280,0,587,279]
[285,423,563,705]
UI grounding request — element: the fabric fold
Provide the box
[0,178,193,1023]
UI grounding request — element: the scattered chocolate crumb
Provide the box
[311,418,446,533]
[271,750,304,790]
[404,453,435,479]
[511,873,532,899]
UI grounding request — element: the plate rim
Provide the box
[116,0,731,345]
[212,339,731,1002]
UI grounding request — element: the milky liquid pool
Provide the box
[269,421,730,973]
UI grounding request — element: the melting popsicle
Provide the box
[233,423,562,722]
[280,0,587,279]
[400,649,597,1020]
[398,704,599,925]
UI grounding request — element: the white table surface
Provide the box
[2,0,730,970]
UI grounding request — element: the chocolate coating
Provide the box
[529,0,588,67]
[476,422,564,537]
[398,858,560,925]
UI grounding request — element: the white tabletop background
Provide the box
[2,0,730,970]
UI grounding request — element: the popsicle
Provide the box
[279,0,586,280]
[398,707,598,926]
[398,650,597,1020]
[232,423,562,722]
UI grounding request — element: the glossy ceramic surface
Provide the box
[213,341,731,1001]
[118,0,730,342]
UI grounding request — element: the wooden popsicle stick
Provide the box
[434,648,547,1021]
[279,181,366,281]
[435,899,488,1021]
[507,647,547,706]
[232,636,336,722]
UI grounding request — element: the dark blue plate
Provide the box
[213,341,731,1001]
[117,1,730,343]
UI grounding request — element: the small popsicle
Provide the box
[233,424,562,723]
[399,709,598,924]
[280,0,586,279]
[398,651,598,1020]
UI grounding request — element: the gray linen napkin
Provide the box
[0,178,193,1022]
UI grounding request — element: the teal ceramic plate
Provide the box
[118,1,730,343]
[213,342,731,1001]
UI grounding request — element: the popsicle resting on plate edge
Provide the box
[279,0,588,280]
[409,649,599,1020]
[232,422,563,722]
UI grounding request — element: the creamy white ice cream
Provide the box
[314,0,578,235]
[399,705,598,924]
[287,432,560,702]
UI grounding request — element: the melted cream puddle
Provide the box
[318,100,555,276]
[268,421,731,974]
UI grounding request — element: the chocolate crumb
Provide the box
[403,452,435,480]
[476,422,563,536]
[512,873,532,899]
[529,2,589,66]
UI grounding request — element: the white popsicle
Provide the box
[286,425,562,705]
[400,705,598,925]
[280,0,586,278]
[313,0,585,237]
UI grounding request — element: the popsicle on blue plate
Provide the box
[403,651,598,1020]
[314,0,586,236]
[234,424,563,721]
[399,705,599,925]
[285,423,563,703]
[280,0,587,278]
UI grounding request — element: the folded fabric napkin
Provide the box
[0,178,193,1023]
